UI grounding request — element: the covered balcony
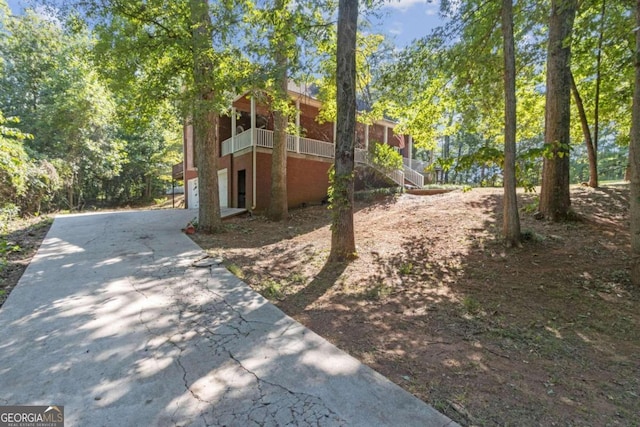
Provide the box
[220,127,425,188]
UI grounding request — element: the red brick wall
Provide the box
[256,153,271,210]
[369,123,386,145]
[219,115,232,142]
[299,103,334,142]
[253,152,331,211]
[287,156,331,208]
[230,95,334,144]
[231,152,253,208]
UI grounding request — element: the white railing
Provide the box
[221,129,253,156]
[257,128,334,158]
[299,136,334,158]
[286,134,296,151]
[355,148,405,186]
[223,129,408,187]
[256,128,273,148]
[404,166,424,187]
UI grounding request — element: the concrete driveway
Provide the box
[0,209,457,426]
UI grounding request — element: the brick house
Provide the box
[176,83,425,212]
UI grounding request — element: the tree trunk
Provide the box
[502,0,521,247]
[570,72,598,187]
[593,0,606,175]
[329,0,358,262]
[539,0,577,221]
[629,0,640,286]
[190,0,221,233]
[267,40,289,221]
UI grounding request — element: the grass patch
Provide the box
[398,262,414,275]
[462,296,481,314]
[287,272,306,285]
[261,279,284,300]
[226,263,245,279]
[364,282,393,301]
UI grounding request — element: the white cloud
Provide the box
[385,0,429,12]
[389,21,403,35]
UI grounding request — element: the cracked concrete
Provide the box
[0,209,458,427]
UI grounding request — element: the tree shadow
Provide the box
[279,260,349,317]
[276,187,639,425]
[193,193,402,250]
[0,209,451,426]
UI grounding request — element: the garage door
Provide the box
[187,178,199,210]
[218,169,228,208]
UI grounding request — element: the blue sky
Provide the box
[7,0,446,48]
[379,0,445,47]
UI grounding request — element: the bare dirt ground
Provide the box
[192,185,639,426]
[0,216,52,308]
[2,190,637,425]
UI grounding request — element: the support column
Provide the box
[408,135,413,169]
[383,124,388,145]
[251,96,257,209]
[231,107,236,152]
[295,99,300,153]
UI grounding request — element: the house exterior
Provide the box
[176,84,425,212]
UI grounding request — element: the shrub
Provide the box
[370,141,403,172]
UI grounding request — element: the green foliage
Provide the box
[0,8,127,211]
[0,203,19,225]
[0,4,190,211]
[364,282,393,301]
[462,295,481,314]
[316,31,391,124]
[261,278,284,300]
[287,271,306,284]
[0,113,32,201]
[370,142,403,172]
[521,197,539,214]
[427,157,455,173]
[227,263,245,279]
[398,262,414,275]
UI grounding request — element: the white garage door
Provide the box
[187,178,199,210]
[218,169,228,208]
[188,172,227,209]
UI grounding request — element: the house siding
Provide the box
[182,89,415,212]
[299,103,334,143]
[255,151,331,211]
[230,152,253,209]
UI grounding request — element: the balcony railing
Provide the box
[172,162,183,179]
[220,128,426,187]
[355,148,405,186]
[221,128,335,159]
[221,129,253,156]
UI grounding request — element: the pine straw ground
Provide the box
[192,185,639,427]
[2,191,637,425]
